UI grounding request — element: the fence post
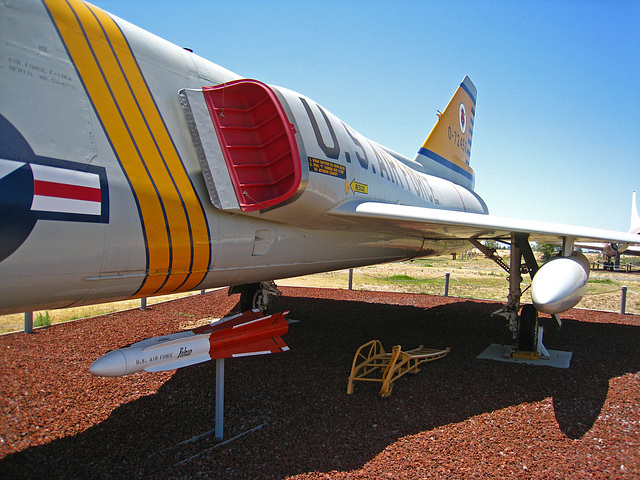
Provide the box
[348,269,353,290]
[444,272,450,297]
[621,286,627,315]
[24,312,33,334]
[140,297,147,310]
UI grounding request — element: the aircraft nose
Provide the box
[89,350,127,377]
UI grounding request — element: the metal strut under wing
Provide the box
[470,234,558,349]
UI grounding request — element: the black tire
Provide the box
[239,283,268,312]
[518,304,538,352]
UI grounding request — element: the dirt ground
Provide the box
[1,287,638,479]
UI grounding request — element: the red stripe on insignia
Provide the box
[33,180,102,202]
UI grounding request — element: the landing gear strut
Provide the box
[230,281,282,313]
[473,234,574,366]
[471,233,546,354]
[518,304,539,352]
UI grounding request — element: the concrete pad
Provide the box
[477,344,572,369]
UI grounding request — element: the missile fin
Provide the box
[192,309,264,335]
[211,335,289,359]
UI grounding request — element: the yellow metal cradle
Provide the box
[347,340,450,397]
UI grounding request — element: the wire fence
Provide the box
[591,261,640,274]
[12,269,640,333]
[359,271,506,289]
[341,268,639,316]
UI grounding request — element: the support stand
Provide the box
[215,358,224,440]
[506,234,523,338]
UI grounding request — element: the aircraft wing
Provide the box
[329,201,640,246]
[575,242,640,256]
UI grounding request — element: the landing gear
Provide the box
[230,281,282,313]
[472,234,548,356]
[518,304,539,352]
[473,234,573,366]
[472,234,539,341]
[240,283,266,312]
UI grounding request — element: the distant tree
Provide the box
[482,240,499,251]
[534,243,560,262]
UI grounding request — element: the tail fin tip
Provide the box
[460,75,477,106]
[630,191,640,234]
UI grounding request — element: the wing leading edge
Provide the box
[329,201,640,246]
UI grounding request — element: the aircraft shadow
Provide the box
[2,294,638,479]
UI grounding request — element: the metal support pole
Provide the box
[215,358,225,440]
[621,286,628,315]
[140,297,147,310]
[444,272,450,297]
[24,312,33,334]
[508,234,523,338]
[348,269,353,290]
[562,237,575,257]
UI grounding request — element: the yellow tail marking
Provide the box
[420,79,476,177]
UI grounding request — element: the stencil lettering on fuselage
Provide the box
[298,96,438,205]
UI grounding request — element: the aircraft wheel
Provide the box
[240,283,269,313]
[518,304,538,352]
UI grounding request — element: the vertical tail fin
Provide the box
[414,76,477,190]
[630,191,640,234]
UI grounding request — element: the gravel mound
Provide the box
[1,287,639,479]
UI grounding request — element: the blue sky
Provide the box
[98,0,639,232]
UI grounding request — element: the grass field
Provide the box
[2,253,639,334]
[0,292,202,334]
[280,254,640,315]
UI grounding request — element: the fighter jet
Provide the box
[1,0,638,354]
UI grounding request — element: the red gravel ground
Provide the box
[1,287,639,479]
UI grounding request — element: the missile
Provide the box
[90,310,290,377]
[531,252,590,315]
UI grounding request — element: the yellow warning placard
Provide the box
[350,179,368,194]
[308,157,346,179]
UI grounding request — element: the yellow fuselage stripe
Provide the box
[44,0,210,296]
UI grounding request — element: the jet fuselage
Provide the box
[0,0,485,314]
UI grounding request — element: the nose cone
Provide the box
[531,253,590,314]
[90,349,127,377]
